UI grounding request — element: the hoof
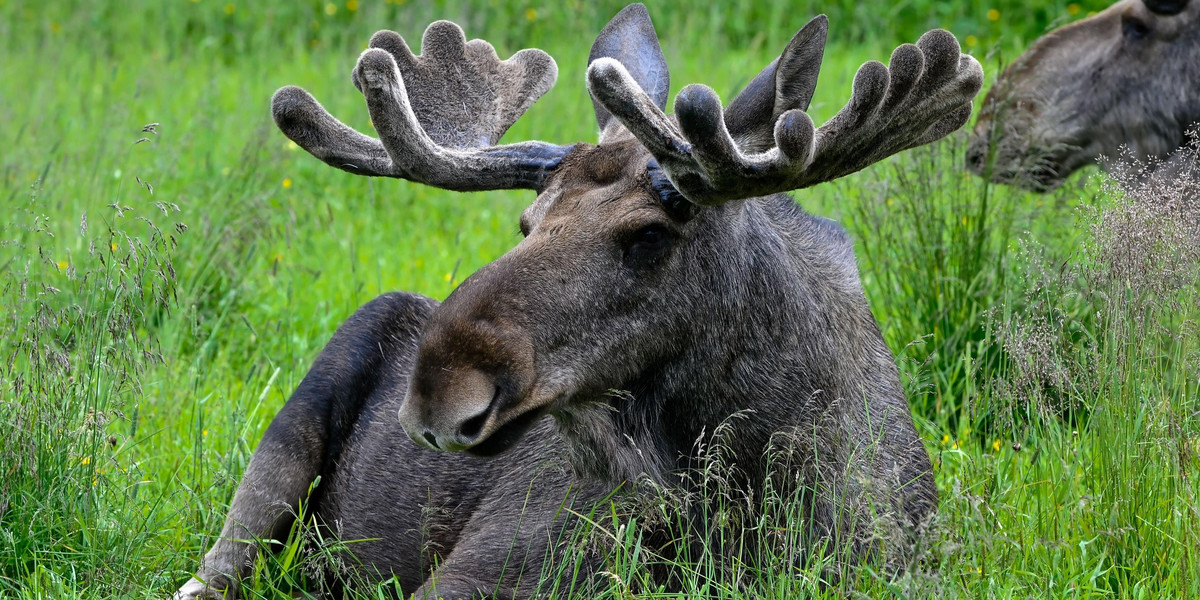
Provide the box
[172,576,235,600]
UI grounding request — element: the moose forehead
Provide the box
[520,140,674,234]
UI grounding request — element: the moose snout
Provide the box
[399,367,502,451]
[397,284,541,454]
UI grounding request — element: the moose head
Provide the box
[967,0,1200,191]
[272,4,982,480]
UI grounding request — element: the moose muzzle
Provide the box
[398,272,544,455]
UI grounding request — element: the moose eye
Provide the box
[636,225,664,245]
[622,224,675,269]
[1122,15,1150,40]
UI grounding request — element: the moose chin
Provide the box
[967,0,1199,191]
[173,4,982,599]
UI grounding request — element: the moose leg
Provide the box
[410,444,593,600]
[174,292,438,599]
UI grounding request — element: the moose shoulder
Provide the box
[967,0,1200,190]
[174,5,982,599]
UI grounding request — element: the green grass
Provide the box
[1,1,1197,598]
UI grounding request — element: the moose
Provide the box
[967,0,1200,191]
[174,5,982,599]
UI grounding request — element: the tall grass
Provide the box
[1,1,1197,598]
[848,137,1107,428]
[0,122,189,595]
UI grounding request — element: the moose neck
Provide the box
[555,195,907,492]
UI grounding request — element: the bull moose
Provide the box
[174,4,982,598]
[967,0,1200,190]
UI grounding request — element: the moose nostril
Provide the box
[459,411,487,440]
[459,385,502,441]
[966,149,981,167]
[422,431,440,449]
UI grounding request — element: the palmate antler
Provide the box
[273,5,981,204]
[587,12,984,205]
[271,21,570,191]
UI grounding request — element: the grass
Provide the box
[1,0,1197,598]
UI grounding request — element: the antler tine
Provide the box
[272,85,397,177]
[724,15,828,154]
[587,22,983,205]
[273,21,570,192]
[586,59,691,162]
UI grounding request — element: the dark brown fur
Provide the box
[174,5,980,599]
[174,146,937,600]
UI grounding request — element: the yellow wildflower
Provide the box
[987,9,1000,21]
[525,8,538,21]
[81,456,91,466]
[224,3,235,15]
[1067,3,1081,15]
[992,439,1002,452]
[346,0,358,11]
[325,3,337,15]
[282,178,293,189]
[965,35,978,47]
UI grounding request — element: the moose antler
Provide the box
[586,17,984,205]
[272,21,570,191]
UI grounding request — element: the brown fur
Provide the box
[174,5,982,599]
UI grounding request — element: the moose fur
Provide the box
[967,0,1200,190]
[174,5,982,599]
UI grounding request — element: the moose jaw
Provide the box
[174,4,982,599]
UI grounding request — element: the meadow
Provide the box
[1,0,1197,598]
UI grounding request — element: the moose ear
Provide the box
[725,15,828,153]
[588,3,670,137]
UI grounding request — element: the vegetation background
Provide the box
[1,0,1196,598]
